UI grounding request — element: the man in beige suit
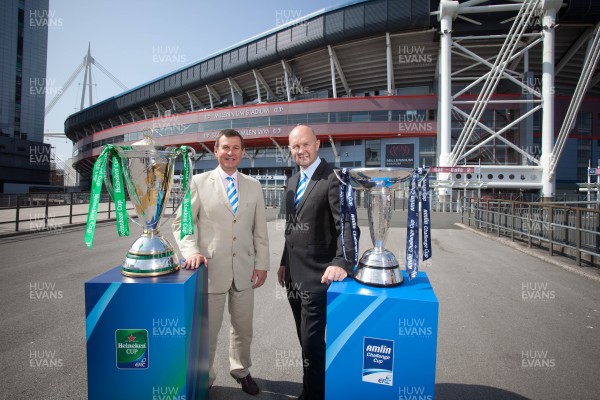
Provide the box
[172,129,269,396]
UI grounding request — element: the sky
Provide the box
[43,0,348,160]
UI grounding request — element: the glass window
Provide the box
[420,137,436,154]
[369,111,389,122]
[202,120,231,131]
[365,139,381,167]
[330,112,349,123]
[307,113,329,124]
[578,112,592,134]
[350,112,369,122]
[232,118,250,128]
[250,117,270,127]
[288,114,307,125]
[270,115,288,126]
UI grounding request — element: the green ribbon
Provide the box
[111,153,130,237]
[84,145,130,250]
[179,145,194,239]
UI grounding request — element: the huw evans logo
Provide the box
[362,337,394,386]
[398,45,434,64]
[29,349,63,368]
[521,282,555,301]
[521,350,556,369]
[29,9,63,28]
[29,282,63,299]
[152,386,186,400]
[399,386,433,400]
[398,318,433,337]
[275,349,309,368]
[29,145,53,165]
[152,318,186,337]
[152,45,187,64]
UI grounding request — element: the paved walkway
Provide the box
[0,211,598,399]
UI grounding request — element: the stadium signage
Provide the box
[201,126,286,140]
[252,175,287,181]
[429,166,475,173]
[204,105,288,120]
[385,143,415,168]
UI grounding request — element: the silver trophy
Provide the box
[105,135,195,277]
[341,168,413,287]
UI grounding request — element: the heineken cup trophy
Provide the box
[346,168,413,287]
[102,134,195,277]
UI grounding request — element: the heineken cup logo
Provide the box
[115,329,149,369]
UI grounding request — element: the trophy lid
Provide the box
[132,128,158,146]
[116,128,178,156]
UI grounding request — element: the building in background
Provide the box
[0,0,51,193]
[65,0,600,198]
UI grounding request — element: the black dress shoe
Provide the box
[232,373,260,395]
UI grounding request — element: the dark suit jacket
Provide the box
[280,159,356,294]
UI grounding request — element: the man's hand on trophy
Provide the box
[321,266,348,285]
[183,253,208,269]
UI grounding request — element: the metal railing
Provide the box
[0,187,291,235]
[462,198,600,267]
[269,185,463,213]
[0,186,470,236]
[0,192,140,235]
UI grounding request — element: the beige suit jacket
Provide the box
[172,168,269,293]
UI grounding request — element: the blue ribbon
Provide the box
[405,169,432,280]
[420,168,432,263]
[339,168,360,270]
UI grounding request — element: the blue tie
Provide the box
[226,177,238,214]
[294,172,308,209]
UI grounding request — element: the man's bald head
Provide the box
[288,125,320,169]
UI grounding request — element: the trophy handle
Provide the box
[417,167,430,184]
[103,152,143,228]
[160,146,196,228]
[333,169,348,186]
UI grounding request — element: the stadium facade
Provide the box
[65,0,600,197]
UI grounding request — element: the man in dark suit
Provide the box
[278,125,356,400]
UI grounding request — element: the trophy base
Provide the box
[354,248,404,287]
[121,232,180,277]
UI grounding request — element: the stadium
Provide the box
[64,0,600,199]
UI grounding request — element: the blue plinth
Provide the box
[326,271,439,400]
[85,266,208,400]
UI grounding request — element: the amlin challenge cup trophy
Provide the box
[84,130,196,277]
[337,167,431,287]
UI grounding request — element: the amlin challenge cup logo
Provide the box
[362,337,394,386]
[115,329,149,369]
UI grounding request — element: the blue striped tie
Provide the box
[294,172,308,209]
[226,177,238,214]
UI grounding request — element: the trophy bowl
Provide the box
[106,143,194,277]
[346,168,413,287]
